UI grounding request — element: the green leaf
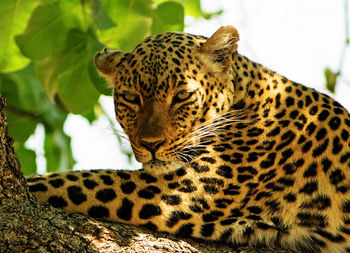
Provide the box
[184,0,222,20]
[151,1,184,34]
[88,60,112,96]
[154,0,180,4]
[98,0,153,51]
[102,0,153,21]
[56,28,101,113]
[0,0,38,72]
[5,111,37,143]
[99,14,152,51]
[86,29,112,96]
[36,28,102,113]
[324,67,340,94]
[81,108,97,124]
[15,145,37,176]
[58,64,100,114]
[90,0,116,30]
[2,63,49,112]
[44,129,75,173]
[0,64,43,143]
[35,57,60,100]
[184,0,201,18]
[0,63,68,141]
[15,0,82,60]
[0,74,18,108]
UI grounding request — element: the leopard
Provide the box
[27,26,350,252]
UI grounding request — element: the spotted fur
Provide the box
[28,26,350,252]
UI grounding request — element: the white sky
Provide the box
[28,0,350,173]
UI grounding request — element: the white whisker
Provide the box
[172,107,255,162]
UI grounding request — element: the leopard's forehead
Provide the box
[132,32,206,61]
[118,32,207,99]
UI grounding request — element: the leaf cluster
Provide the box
[0,0,220,175]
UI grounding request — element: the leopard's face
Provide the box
[114,56,205,173]
[95,29,239,174]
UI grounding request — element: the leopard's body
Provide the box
[27,26,350,252]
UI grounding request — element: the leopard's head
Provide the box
[94,26,239,174]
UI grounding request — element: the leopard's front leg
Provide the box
[27,168,210,237]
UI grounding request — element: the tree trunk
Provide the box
[0,95,291,253]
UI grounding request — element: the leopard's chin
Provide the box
[142,159,187,175]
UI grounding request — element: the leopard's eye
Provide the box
[120,92,140,105]
[172,90,193,104]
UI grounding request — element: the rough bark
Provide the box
[0,95,291,253]
[0,96,31,205]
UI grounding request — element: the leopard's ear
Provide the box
[94,48,126,84]
[200,26,239,73]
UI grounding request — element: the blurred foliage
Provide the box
[324,0,349,94]
[324,68,340,94]
[0,0,221,175]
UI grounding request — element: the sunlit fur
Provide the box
[28,26,350,252]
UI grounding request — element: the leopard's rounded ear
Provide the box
[94,48,126,82]
[200,26,239,73]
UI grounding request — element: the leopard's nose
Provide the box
[140,140,165,153]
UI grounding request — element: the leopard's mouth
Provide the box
[142,159,187,175]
